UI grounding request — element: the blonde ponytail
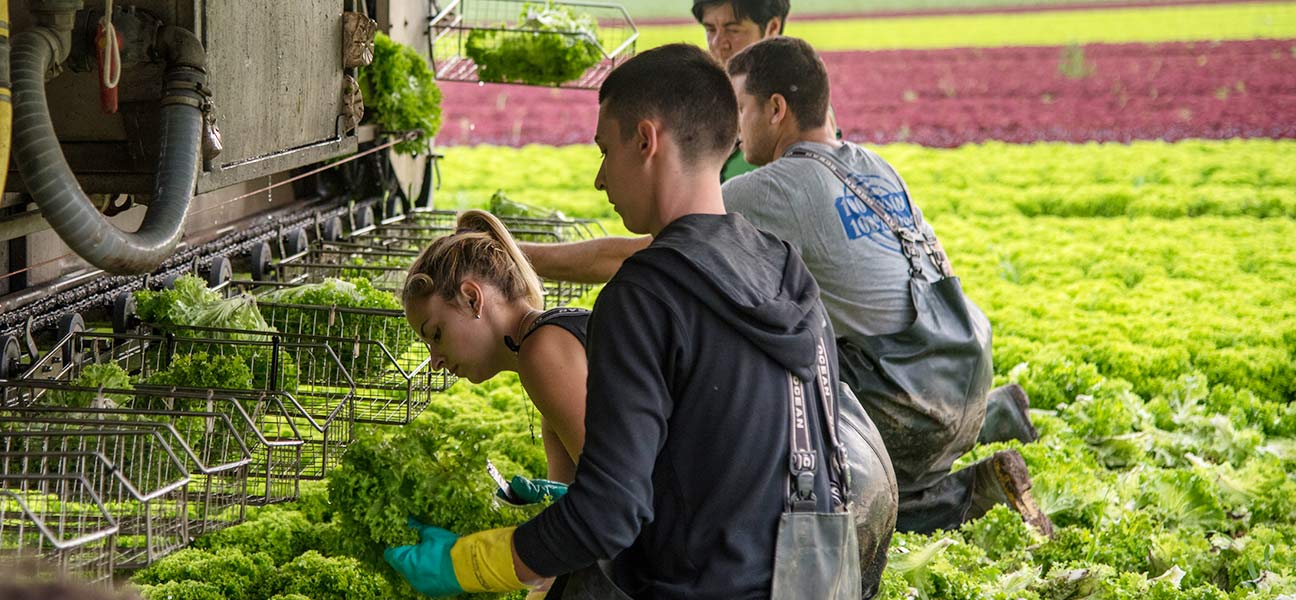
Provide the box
[403,210,545,309]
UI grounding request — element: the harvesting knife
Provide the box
[487,458,527,506]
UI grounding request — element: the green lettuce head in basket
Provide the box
[466,1,605,87]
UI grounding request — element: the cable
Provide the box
[187,131,420,218]
[99,0,121,89]
[0,251,78,283]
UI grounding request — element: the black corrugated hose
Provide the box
[10,23,207,275]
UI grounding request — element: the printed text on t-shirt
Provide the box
[834,173,916,253]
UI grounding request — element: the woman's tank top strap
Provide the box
[505,307,590,352]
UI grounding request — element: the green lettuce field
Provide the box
[124,0,1296,597]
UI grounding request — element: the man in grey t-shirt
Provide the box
[722,141,941,338]
[721,37,1049,535]
[522,38,1050,535]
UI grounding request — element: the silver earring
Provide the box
[475,313,481,319]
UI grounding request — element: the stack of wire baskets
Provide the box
[18,330,339,483]
[0,202,605,581]
[280,209,604,308]
[1,469,120,585]
[1,379,254,580]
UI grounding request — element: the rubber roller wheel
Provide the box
[0,335,22,379]
[57,313,86,367]
[112,291,137,334]
[161,273,183,289]
[320,216,343,242]
[353,204,375,231]
[283,228,308,256]
[208,256,233,288]
[250,241,273,281]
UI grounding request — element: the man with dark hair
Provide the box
[692,0,789,63]
[595,40,741,166]
[385,43,895,599]
[723,36,1051,536]
[691,0,793,182]
[724,35,830,164]
[519,36,1048,537]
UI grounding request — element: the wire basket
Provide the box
[4,366,306,505]
[427,0,637,89]
[187,278,452,423]
[18,331,352,480]
[0,473,118,585]
[358,209,605,304]
[212,208,604,420]
[1,450,187,569]
[256,286,450,420]
[0,410,250,540]
[280,246,595,311]
[365,210,608,246]
[234,304,447,425]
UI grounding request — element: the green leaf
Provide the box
[465,2,603,87]
[359,34,443,155]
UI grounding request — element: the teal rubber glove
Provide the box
[383,517,464,597]
[497,475,569,505]
[385,517,525,596]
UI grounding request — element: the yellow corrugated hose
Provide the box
[0,0,11,193]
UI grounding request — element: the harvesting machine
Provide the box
[0,0,632,582]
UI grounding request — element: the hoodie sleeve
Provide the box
[513,276,683,576]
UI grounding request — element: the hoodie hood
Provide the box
[634,213,826,379]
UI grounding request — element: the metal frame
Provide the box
[279,244,594,309]
[0,472,119,585]
[278,212,599,308]
[201,298,449,425]
[400,208,607,241]
[4,373,305,504]
[0,411,250,539]
[210,206,605,420]
[1,450,187,569]
[17,331,353,479]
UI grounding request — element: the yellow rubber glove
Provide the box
[385,520,527,597]
[450,527,526,593]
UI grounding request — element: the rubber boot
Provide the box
[978,383,1039,445]
[968,449,1054,538]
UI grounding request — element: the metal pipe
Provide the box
[155,22,205,70]
[11,24,208,275]
[29,0,79,63]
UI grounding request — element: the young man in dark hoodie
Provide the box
[516,36,1049,537]
[384,43,897,599]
